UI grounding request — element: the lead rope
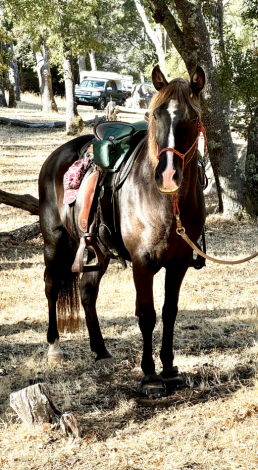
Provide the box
[175,215,258,265]
[173,174,258,265]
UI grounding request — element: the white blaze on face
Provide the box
[160,100,179,192]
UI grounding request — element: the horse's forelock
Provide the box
[148,79,201,167]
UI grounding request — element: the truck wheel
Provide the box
[97,98,106,111]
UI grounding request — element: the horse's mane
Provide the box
[148,78,201,167]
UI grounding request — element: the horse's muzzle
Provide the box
[155,165,181,194]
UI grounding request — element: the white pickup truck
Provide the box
[75,71,133,110]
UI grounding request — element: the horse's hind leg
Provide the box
[44,228,78,361]
[79,259,112,363]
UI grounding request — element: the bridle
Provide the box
[154,105,258,266]
[156,115,207,216]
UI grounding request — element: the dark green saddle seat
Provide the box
[93,120,148,173]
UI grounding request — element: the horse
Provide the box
[38,65,206,396]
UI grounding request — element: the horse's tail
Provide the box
[57,271,81,334]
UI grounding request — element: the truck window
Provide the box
[80,80,105,88]
[111,81,117,91]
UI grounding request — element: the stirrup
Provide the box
[72,234,104,273]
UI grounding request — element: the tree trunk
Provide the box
[78,54,86,82]
[63,44,83,135]
[0,189,39,215]
[10,383,80,437]
[244,106,258,217]
[8,43,20,104]
[134,0,165,69]
[35,37,58,113]
[88,49,97,71]
[8,63,16,108]
[0,82,7,107]
[146,0,244,216]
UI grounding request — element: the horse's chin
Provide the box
[158,188,179,195]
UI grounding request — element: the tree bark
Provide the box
[63,44,83,135]
[35,37,58,113]
[244,106,258,217]
[0,189,39,215]
[0,115,104,128]
[8,43,18,107]
[134,0,165,69]
[78,54,86,82]
[0,221,41,245]
[88,49,97,71]
[0,116,64,127]
[0,83,7,107]
[146,0,244,216]
[10,383,80,437]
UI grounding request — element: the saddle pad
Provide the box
[63,158,90,204]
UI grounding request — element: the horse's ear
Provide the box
[152,65,168,91]
[190,66,205,96]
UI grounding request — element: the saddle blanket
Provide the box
[63,158,91,204]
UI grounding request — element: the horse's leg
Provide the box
[133,264,158,368]
[160,251,193,378]
[79,259,112,363]
[44,228,78,361]
[133,265,166,397]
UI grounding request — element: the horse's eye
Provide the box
[192,116,198,122]
[153,113,157,120]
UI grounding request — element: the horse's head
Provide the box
[149,65,205,194]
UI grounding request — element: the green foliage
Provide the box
[5,0,102,64]
[216,27,258,138]
[0,12,12,78]
[93,0,157,81]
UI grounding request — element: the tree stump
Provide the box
[10,383,80,438]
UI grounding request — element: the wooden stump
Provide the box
[10,383,80,438]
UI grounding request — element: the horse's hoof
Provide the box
[48,340,64,363]
[161,366,183,392]
[139,374,167,399]
[95,357,116,370]
[48,353,64,363]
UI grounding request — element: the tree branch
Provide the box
[146,0,185,54]
[0,189,39,215]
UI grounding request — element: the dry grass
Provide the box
[1,97,258,469]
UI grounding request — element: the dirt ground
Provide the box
[1,96,258,470]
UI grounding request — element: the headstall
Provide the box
[156,115,207,217]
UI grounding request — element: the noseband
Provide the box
[156,116,207,172]
[156,115,207,216]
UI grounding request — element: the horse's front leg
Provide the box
[160,251,193,380]
[133,264,156,374]
[133,264,165,396]
[80,258,112,364]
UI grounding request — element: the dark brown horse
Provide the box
[39,65,206,396]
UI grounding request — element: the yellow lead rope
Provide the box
[175,214,258,265]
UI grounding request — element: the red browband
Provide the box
[156,115,207,217]
[157,116,207,172]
